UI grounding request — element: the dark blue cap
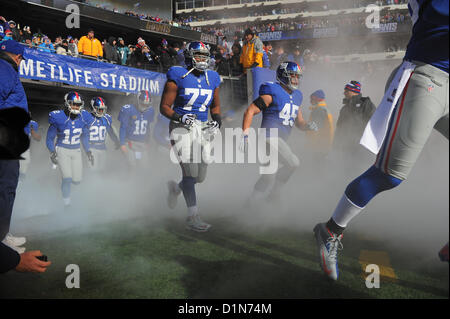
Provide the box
[311,89,326,100]
[0,40,25,58]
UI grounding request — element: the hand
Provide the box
[181,113,197,127]
[204,120,220,136]
[15,250,51,273]
[306,121,318,131]
[0,16,6,22]
[50,152,58,165]
[87,151,94,166]
[120,145,128,153]
[239,134,249,153]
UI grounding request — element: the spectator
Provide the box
[55,39,68,55]
[22,26,32,43]
[37,36,55,53]
[78,28,103,58]
[229,43,243,76]
[8,21,20,42]
[103,36,119,63]
[0,16,10,41]
[288,46,304,67]
[117,37,130,65]
[334,81,376,153]
[270,46,288,70]
[156,39,177,71]
[173,42,187,67]
[306,90,334,159]
[240,28,264,73]
[215,47,230,76]
[67,36,78,56]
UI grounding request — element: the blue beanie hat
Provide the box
[311,89,326,100]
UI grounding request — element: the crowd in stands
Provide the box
[199,11,410,37]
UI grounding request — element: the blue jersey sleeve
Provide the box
[206,70,222,91]
[30,120,38,132]
[423,0,449,25]
[166,67,183,87]
[259,82,274,97]
[46,112,58,152]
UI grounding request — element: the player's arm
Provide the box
[160,81,179,120]
[106,123,120,149]
[45,123,57,153]
[295,108,317,131]
[242,94,272,134]
[118,109,128,146]
[30,126,41,142]
[209,87,222,127]
[81,123,90,153]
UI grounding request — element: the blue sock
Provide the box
[180,177,197,207]
[345,166,402,207]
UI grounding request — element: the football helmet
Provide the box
[185,41,210,72]
[64,91,84,115]
[276,61,303,91]
[90,97,107,117]
[137,90,151,112]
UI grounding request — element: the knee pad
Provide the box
[345,166,402,207]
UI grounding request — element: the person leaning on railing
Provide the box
[77,28,103,59]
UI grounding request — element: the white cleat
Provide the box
[167,181,181,209]
[186,214,211,233]
[63,197,71,207]
[3,233,26,247]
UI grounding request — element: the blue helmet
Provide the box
[137,90,151,112]
[184,41,210,72]
[276,61,303,91]
[90,97,107,117]
[64,91,84,114]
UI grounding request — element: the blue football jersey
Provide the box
[405,0,449,73]
[46,109,91,152]
[24,120,38,137]
[167,66,221,122]
[118,104,155,145]
[260,82,303,141]
[82,110,119,150]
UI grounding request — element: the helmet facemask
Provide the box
[93,104,106,117]
[191,51,210,72]
[65,100,84,115]
[277,63,303,91]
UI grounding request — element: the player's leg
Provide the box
[57,147,73,207]
[315,62,449,280]
[90,148,100,172]
[267,137,300,200]
[0,160,20,244]
[71,148,83,185]
[19,149,31,180]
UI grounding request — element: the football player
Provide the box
[46,91,94,207]
[161,41,222,232]
[84,97,120,172]
[118,90,155,168]
[20,114,41,179]
[313,0,449,281]
[240,61,317,202]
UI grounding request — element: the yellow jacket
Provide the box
[306,101,335,153]
[240,36,263,71]
[78,36,103,57]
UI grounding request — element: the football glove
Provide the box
[239,134,249,154]
[50,151,58,165]
[204,120,220,136]
[181,114,197,127]
[306,121,318,132]
[86,151,94,166]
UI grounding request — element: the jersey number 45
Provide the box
[279,103,299,127]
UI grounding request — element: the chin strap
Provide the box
[182,68,210,86]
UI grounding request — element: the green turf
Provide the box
[0,214,448,299]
